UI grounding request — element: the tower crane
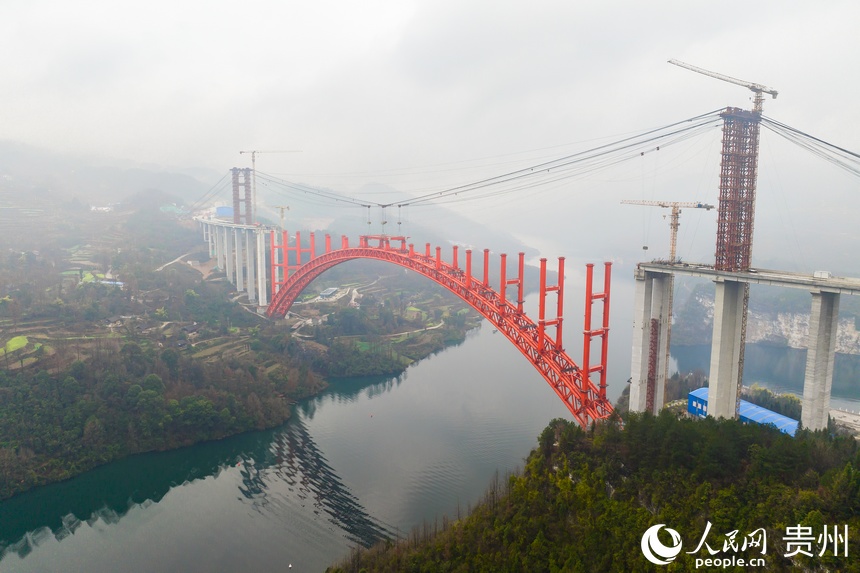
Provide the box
[623,199,714,413]
[270,204,290,230]
[668,59,778,113]
[239,150,302,224]
[621,199,714,263]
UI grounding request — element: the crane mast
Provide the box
[270,204,290,230]
[621,200,714,263]
[623,199,714,412]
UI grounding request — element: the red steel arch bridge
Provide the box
[265,231,614,428]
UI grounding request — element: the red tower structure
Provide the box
[668,59,777,417]
[715,107,762,272]
[231,167,253,225]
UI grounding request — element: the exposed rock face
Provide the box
[673,285,860,355]
[745,310,860,354]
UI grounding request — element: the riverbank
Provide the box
[0,310,479,502]
[0,319,577,573]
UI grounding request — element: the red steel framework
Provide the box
[266,233,614,428]
[646,318,659,413]
[230,167,253,225]
[715,107,761,272]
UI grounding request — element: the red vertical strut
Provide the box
[501,253,525,314]
[556,257,565,350]
[465,249,472,289]
[600,262,612,398]
[583,262,612,400]
[499,253,507,307]
[452,245,459,270]
[538,258,547,350]
[538,257,565,352]
[517,253,526,314]
[483,249,490,287]
[583,264,593,386]
[270,230,277,299]
[270,229,290,299]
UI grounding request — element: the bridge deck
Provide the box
[637,262,860,296]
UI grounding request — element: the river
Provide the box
[672,343,860,411]
[1,313,608,573]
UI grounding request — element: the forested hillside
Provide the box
[329,414,860,572]
[0,188,482,500]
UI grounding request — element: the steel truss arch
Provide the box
[267,237,613,428]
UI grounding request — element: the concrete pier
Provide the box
[630,262,860,425]
[802,291,840,431]
[707,279,745,419]
[256,229,268,307]
[198,219,270,307]
[629,269,672,414]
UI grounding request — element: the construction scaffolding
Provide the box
[231,167,253,225]
[715,107,761,272]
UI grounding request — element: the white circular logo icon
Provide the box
[641,524,683,565]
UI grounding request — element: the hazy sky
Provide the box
[3,0,859,270]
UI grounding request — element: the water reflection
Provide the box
[270,417,394,547]
[300,373,405,417]
[0,400,393,562]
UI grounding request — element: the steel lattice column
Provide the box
[715,107,761,272]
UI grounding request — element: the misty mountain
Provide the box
[0,140,216,205]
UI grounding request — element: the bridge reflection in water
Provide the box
[0,412,393,561]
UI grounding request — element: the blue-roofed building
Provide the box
[688,387,799,437]
[320,287,339,299]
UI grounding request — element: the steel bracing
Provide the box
[267,233,614,429]
[231,167,253,225]
[715,107,760,273]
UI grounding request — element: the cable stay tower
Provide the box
[239,150,302,224]
[668,59,778,418]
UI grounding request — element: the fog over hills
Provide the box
[0,141,218,205]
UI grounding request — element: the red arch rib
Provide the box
[267,239,613,428]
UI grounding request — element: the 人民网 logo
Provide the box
[641,524,683,565]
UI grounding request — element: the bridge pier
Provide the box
[197,219,271,309]
[630,262,860,430]
[224,227,234,284]
[629,268,671,414]
[802,291,840,431]
[245,229,256,303]
[256,229,268,307]
[216,226,226,271]
[707,279,745,419]
[234,228,244,292]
